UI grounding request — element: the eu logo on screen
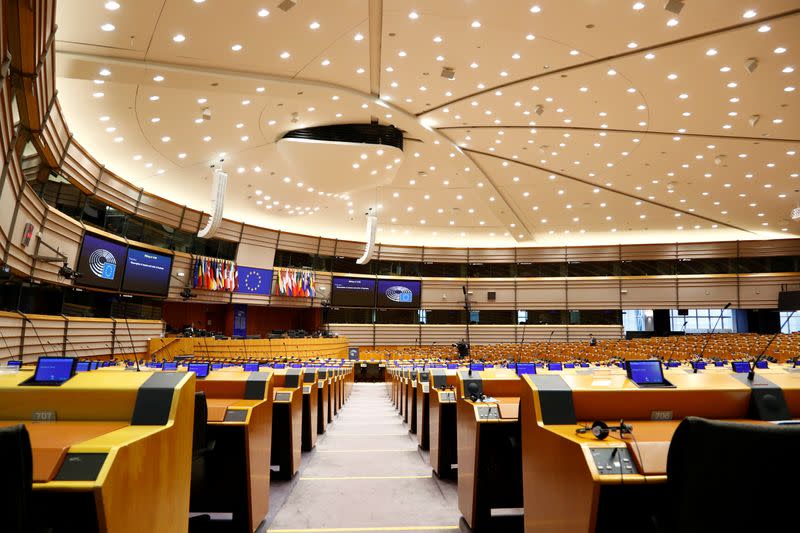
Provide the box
[89,248,117,280]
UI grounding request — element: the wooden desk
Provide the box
[193,371,273,533]
[416,370,432,450]
[457,371,523,532]
[428,369,459,479]
[317,369,330,434]
[301,369,319,451]
[271,369,303,479]
[0,370,194,533]
[520,368,800,533]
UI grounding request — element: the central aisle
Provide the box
[265,382,460,533]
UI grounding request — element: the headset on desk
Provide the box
[576,420,633,440]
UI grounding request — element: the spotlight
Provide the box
[58,264,82,280]
[744,57,759,73]
[748,115,760,127]
[180,287,197,300]
[664,0,684,15]
[440,67,455,80]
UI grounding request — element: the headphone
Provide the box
[576,420,632,440]
[466,381,486,403]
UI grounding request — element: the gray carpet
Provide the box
[262,383,460,533]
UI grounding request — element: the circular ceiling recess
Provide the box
[54,0,799,247]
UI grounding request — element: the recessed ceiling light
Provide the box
[774,47,787,54]
[783,66,795,73]
[161,136,170,142]
[706,48,718,56]
[172,33,185,43]
[105,1,120,10]
[627,42,638,48]
[92,92,104,98]
[526,33,535,40]
[194,118,203,124]
[742,9,756,18]
[150,117,160,123]
[149,95,159,101]
[785,86,796,92]
[644,53,655,60]
[666,18,679,26]
[679,93,688,99]
[354,32,364,41]
[471,20,482,28]
[398,50,407,57]
[607,68,617,76]
[257,8,269,17]
[105,126,116,132]
[203,135,211,142]
[100,23,115,31]
[93,79,104,85]
[569,49,579,56]
[757,24,771,33]
[720,66,731,72]
[408,10,419,19]
[232,44,243,51]
[633,2,645,9]
[309,21,320,30]
[356,67,365,74]
[667,73,678,80]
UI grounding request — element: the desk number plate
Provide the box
[32,410,56,421]
[650,410,673,421]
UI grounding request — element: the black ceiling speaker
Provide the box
[281,124,404,151]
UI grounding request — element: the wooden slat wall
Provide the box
[0,311,164,363]
[328,324,625,347]
[147,336,348,360]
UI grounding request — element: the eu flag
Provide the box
[236,267,273,295]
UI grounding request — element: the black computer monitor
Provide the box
[469,363,485,371]
[90,361,99,370]
[691,361,707,370]
[564,362,575,369]
[273,363,286,369]
[188,362,211,379]
[6,360,22,367]
[548,363,563,371]
[626,360,672,387]
[516,363,537,375]
[447,363,459,369]
[162,361,178,371]
[755,360,769,369]
[243,363,259,372]
[30,357,76,385]
[75,361,90,372]
[211,363,223,370]
[732,361,750,373]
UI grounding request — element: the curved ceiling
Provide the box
[54,0,799,247]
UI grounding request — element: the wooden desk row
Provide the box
[0,363,354,533]
[386,362,800,532]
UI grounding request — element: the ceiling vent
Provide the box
[664,0,684,15]
[278,0,297,12]
[441,67,455,80]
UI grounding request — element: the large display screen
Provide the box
[376,279,422,308]
[331,276,376,307]
[76,233,128,291]
[122,247,173,296]
[236,266,273,295]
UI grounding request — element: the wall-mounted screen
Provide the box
[122,247,173,296]
[376,279,421,308]
[76,233,128,291]
[331,277,376,307]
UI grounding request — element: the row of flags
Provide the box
[192,256,238,292]
[276,268,316,298]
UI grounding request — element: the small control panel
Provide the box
[590,447,638,475]
[476,405,500,420]
[439,391,456,402]
[422,383,430,393]
[275,392,292,402]
[303,386,311,394]
[318,381,325,389]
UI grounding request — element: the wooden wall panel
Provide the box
[739,239,800,257]
[467,279,516,310]
[421,247,468,263]
[516,278,567,310]
[566,245,620,262]
[378,243,423,262]
[676,275,738,308]
[94,169,141,214]
[620,277,677,309]
[469,247,516,263]
[421,278,472,309]
[620,243,677,261]
[516,246,566,263]
[567,278,621,310]
[135,194,185,229]
[31,207,82,284]
[738,273,799,309]
[328,324,373,345]
[276,231,320,255]
[61,139,101,194]
[678,241,738,260]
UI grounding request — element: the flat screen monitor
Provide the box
[516,363,537,375]
[376,279,422,308]
[714,361,725,367]
[564,363,575,369]
[243,363,259,372]
[291,363,303,368]
[75,361,90,372]
[732,361,750,373]
[331,276,376,307]
[90,361,99,370]
[755,360,768,369]
[667,361,681,368]
[162,361,178,371]
[626,360,668,386]
[692,361,707,370]
[273,363,286,369]
[32,357,76,385]
[548,363,563,371]
[121,247,173,296]
[188,362,210,379]
[6,360,22,367]
[211,363,223,370]
[580,362,590,368]
[469,363,485,371]
[447,363,459,369]
[76,233,128,291]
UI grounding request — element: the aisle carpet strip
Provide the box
[299,475,430,481]
[268,526,459,532]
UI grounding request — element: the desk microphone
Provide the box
[21,314,53,358]
[697,302,731,360]
[748,311,795,381]
[0,328,18,362]
[117,302,140,372]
